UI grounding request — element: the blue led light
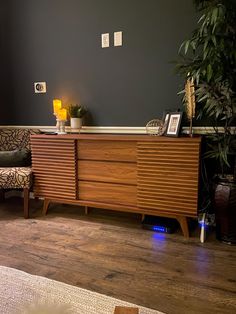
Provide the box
[152,226,166,232]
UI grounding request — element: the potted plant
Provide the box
[175,0,236,243]
[67,104,87,129]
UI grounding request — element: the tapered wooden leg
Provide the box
[141,214,145,222]
[177,216,189,239]
[42,199,50,215]
[0,189,5,201]
[23,188,30,219]
[85,206,89,215]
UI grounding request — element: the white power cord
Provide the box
[200,213,206,243]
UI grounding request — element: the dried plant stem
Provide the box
[185,77,196,136]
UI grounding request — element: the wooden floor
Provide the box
[0,197,235,314]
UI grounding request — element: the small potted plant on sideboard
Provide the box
[67,104,87,129]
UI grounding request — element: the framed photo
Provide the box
[162,111,170,135]
[166,112,182,137]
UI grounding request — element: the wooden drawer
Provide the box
[77,140,136,162]
[78,160,137,185]
[78,181,137,207]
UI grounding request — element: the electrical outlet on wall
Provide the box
[34,82,47,93]
[114,31,122,47]
[101,33,109,48]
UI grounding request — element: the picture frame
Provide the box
[166,112,183,137]
[162,111,170,135]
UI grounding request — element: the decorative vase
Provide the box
[70,118,82,129]
[214,177,236,245]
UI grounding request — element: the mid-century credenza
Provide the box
[30,134,201,238]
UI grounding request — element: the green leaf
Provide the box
[212,35,217,46]
[190,40,196,51]
[198,13,206,24]
[177,89,185,95]
[184,40,190,54]
[198,94,208,102]
[211,7,218,26]
[203,40,209,60]
[178,41,185,54]
[207,64,213,82]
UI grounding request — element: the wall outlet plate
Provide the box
[114,31,122,47]
[101,33,109,48]
[34,82,47,93]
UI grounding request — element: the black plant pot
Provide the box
[214,178,236,245]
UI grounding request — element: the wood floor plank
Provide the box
[0,197,235,314]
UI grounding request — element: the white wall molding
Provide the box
[0,125,235,134]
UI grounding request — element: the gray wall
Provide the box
[0,1,10,122]
[1,0,196,126]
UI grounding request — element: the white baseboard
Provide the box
[0,125,233,134]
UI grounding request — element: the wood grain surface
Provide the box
[137,141,200,216]
[114,306,139,314]
[78,160,137,185]
[31,138,77,200]
[30,134,202,237]
[78,181,137,207]
[0,197,235,314]
[77,140,137,162]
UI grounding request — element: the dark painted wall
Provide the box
[0,1,11,123]
[1,0,196,126]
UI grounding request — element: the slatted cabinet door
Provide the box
[31,138,77,200]
[137,139,201,217]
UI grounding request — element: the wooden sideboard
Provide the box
[30,134,201,237]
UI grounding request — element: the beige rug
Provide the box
[0,266,163,314]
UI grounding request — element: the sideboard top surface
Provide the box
[31,133,202,143]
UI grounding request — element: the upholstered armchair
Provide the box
[0,128,40,218]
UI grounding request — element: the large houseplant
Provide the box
[175,0,236,243]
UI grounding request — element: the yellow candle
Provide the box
[53,99,62,114]
[57,108,67,121]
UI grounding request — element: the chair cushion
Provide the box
[0,149,31,167]
[0,167,32,189]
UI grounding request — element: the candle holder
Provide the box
[54,107,67,134]
[57,120,67,134]
[53,114,60,133]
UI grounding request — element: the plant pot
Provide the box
[70,118,82,129]
[214,177,236,245]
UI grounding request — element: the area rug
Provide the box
[0,266,163,314]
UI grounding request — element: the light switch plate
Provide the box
[101,33,109,48]
[114,31,122,47]
[34,82,47,93]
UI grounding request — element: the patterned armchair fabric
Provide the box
[0,129,40,189]
[0,167,32,189]
[0,128,39,151]
[0,128,41,218]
